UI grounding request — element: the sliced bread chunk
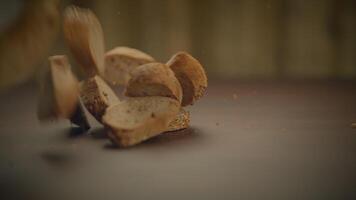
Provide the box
[37,55,79,120]
[167,52,208,106]
[102,96,180,147]
[167,108,190,132]
[125,63,183,103]
[63,6,105,77]
[80,75,119,122]
[104,46,155,85]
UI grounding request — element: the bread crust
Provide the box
[125,62,183,103]
[167,52,207,106]
[63,6,105,77]
[80,75,119,122]
[102,97,180,147]
[104,46,155,85]
[106,46,155,61]
[167,108,190,132]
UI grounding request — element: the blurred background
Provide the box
[0,0,355,91]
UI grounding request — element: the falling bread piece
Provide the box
[125,62,183,103]
[37,55,79,120]
[167,52,207,106]
[104,46,155,85]
[167,108,190,132]
[63,6,105,77]
[80,75,119,122]
[102,96,180,147]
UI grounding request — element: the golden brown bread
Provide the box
[104,46,155,85]
[167,52,207,106]
[80,75,119,122]
[167,108,190,132]
[125,62,183,103]
[63,6,105,77]
[36,6,207,147]
[102,96,180,147]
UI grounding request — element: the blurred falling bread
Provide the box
[167,108,190,132]
[125,62,183,103]
[37,55,79,120]
[102,97,180,147]
[63,5,105,77]
[0,0,60,90]
[104,46,155,85]
[80,75,119,122]
[167,52,207,106]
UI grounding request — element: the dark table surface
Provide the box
[1,80,356,200]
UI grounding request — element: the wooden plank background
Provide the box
[92,0,356,80]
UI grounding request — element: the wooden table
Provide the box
[1,81,356,200]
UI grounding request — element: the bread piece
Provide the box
[80,75,119,122]
[167,108,190,132]
[167,52,208,106]
[37,55,79,120]
[125,63,183,103]
[104,46,155,85]
[102,97,180,147]
[63,6,105,77]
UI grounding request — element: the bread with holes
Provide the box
[102,96,180,147]
[167,108,190,132]
[125,62,182,103]
[80,75,119,122]
[167,52,207,106]
[104,46,155,85]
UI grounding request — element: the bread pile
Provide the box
[37,6,207,147]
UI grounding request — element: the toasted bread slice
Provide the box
[167,108,190,132]
[80,75,119,122]
[63,6,105,77]
[125,62,183,103]
[167,52,207,106]
[104,46,155,85]
[37,55,79,120]
[102,97,180,147]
